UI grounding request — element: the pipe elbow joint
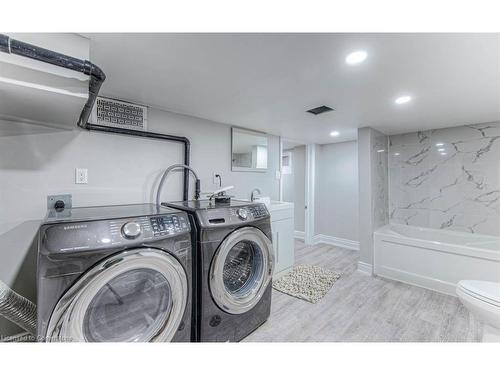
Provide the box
[83,60,106,82]
[91,63,107,82]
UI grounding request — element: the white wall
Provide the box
[0,107,280,335]
[315,141,358,242]
[282,146,305,232]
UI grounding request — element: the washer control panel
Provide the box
[150,214,189,237]
[122,221,142,239]
[42,212,191,253]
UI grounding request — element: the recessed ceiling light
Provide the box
[377,149,385,153]
[345,50,368,65]
[394,152,400,156]
[435,143,444,147]
[395,95,412,105]
[440,152,447,156]
[437,148,445,152]
[330,131,340,137]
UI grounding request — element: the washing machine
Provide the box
[37,203,193,342]
[165,199,274,342]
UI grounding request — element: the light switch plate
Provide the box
[75,168,88,184]
[275,170,281,179]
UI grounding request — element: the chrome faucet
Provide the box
[156,164,201,208]
[251,188,261,202]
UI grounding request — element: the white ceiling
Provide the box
[86,33,500,144]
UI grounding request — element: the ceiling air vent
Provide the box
[90,97,147,131]
[306,105,334,115]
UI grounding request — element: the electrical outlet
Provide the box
[75,168,88,184]
[212,172,220,185]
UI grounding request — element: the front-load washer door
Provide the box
[46,248,188,342]
[210,227,274,314]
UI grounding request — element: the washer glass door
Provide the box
[210,227,273,314]
[83,268,172,342]
[46,248,188,342]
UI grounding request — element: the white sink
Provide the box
[269,201,294,212]
[252,197,293,211]
[237,197,294,211]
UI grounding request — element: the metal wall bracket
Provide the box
[47,194,72,210]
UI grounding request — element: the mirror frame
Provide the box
[231,127,269,173]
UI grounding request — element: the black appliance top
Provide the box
[44,203,177,224]
[164,199,253,213]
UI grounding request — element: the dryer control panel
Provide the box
[247,205,268,219]
[196,203,270,228]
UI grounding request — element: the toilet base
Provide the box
[482,325,500,342]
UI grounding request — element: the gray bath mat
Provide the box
[273,265,341,303]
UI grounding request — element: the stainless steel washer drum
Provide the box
[46,248,188,342]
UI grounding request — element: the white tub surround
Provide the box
[268,201,295,278]
[374,224,500,296]
[389,121,500,236]
[358,127,389,274]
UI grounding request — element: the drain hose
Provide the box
[0,280,37,335]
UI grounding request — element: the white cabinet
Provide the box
[269,202,294,278]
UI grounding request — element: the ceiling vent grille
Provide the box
[90,97,147,131]
[306,105,334,115]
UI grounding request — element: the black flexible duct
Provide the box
[0,33,105,127]
[0,34,192,200]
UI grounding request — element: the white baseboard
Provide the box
[294,230,305,240]
[357,261,373,275]
[313,234,360,251]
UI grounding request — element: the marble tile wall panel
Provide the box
[372,131,389,229]
[389,121,500,236]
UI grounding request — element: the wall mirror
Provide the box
[231,128,268,172]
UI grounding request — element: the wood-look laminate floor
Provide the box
[245,240,483,342]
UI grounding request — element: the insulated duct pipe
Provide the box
[0,280,37,336]
[0,34,192,201]
[0,33,106,127]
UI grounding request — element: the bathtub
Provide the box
[374,224,500,296]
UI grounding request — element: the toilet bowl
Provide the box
[456,280,500,342]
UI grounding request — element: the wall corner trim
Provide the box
[313,234,360,251]
[357,261,373,275]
